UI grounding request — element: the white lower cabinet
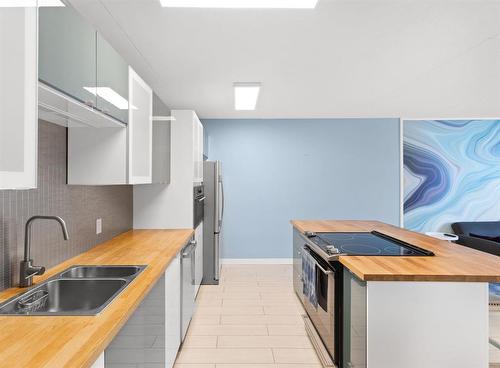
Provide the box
[90,352,105,368]
[104,252,182,367]
[194,223,204,296]
[165,252,181,368]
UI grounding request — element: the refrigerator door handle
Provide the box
[219,178,224,231]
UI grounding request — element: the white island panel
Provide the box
[367,281,488,368]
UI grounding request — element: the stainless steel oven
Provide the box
[302,244,342,366]
[193,185,205,228]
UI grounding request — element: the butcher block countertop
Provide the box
[0,229,193,368]
[291,220,500,282]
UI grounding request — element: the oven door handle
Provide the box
[302,246,333,275]
[315,262,333,275]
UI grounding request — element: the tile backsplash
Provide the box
[0,120,132,290]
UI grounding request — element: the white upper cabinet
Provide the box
[193,117,204,184]
[68,67,153,185]
[128,67,153,184]
[0,5,38,189]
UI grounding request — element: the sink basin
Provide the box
[60,265,142,279]
[0,265,146,315]
[0,279,126,315]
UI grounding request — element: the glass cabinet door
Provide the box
[128,67,152,184]
[39,5,97,106]
[96,33,129,124]
[0,4,38,189]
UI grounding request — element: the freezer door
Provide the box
[214,233,221,281]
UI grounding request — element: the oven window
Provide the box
[316,267,328,312]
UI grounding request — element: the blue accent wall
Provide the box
[202,118,401,259]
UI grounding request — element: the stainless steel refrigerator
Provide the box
[202,160,224,285]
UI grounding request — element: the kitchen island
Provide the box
[292,220,500,368]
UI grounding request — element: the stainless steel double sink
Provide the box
[0,265,146,316]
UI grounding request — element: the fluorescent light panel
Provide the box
[234,83,260,111]
[0,0,65,6]
[84,87,129,110]
[160,0,318,9]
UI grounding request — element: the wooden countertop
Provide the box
[0,229,193,368]
[291,220,500,282]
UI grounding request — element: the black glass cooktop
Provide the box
[308,231,434,256]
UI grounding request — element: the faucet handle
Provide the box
[31,265,45,276]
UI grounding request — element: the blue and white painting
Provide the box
[403,120,500,232]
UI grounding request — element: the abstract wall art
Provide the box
[403,120,500,232]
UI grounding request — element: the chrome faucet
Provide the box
[19,216,69,288]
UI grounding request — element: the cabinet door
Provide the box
[292,229,304,304]
[152,93,171,184]
[96,33,129,124]
[198,121,204,180]
[128,67,153,184]
[343,270,367,368]
[0,5,37,189]
[193,118,204,183]
[165,253,181,368]
[39,5,97,106]
[194,223,204,296]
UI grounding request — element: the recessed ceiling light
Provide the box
[160,0,318,9]
[0,0,65,6]
[84,87,130,110]
[234,83,261,111]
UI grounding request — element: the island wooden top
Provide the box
[291,220,500,282]
[0,229,193,368]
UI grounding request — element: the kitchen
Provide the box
[1,1,500,368]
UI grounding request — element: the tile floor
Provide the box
[174,264,321,368]
[174,264,500,368]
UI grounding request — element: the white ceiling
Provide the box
[70,0,500,119]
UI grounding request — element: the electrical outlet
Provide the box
[96,218,102,235]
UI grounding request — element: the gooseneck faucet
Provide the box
[19,216,69,288]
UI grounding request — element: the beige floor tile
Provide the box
[221,315,303,325]
[222,298,301,307]
[190,316,221,325]
[202,292,262,300]
[491,345,500,363]
[217,335,312,348]
[188,324,268,336]
[216,365,277,368]
[176,348,274,364]
[277,365,322,368]
[175,364,216,368]
[195,306,264,316]
[267,324,307,336]
[260,292,297,300]
[264,306,304,315]
[197,298,224,306]
[272,349,322,364]
[182,336,218,348]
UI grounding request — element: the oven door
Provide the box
[302,246,338,364]
[193,185,205,228]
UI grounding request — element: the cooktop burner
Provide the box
[306,231,434,257]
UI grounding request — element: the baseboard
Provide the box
[221,258,293,264]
